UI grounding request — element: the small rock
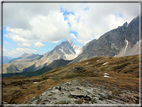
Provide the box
[3,101,8,104]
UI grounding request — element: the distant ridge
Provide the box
[2,40,82,74]
[8,53,43,63]
[3,59,72,78]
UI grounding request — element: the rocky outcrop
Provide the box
[25,79,139,104]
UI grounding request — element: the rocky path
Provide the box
[25,79,139,105]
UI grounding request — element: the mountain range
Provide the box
[2,16,140,76]
[8,53,43,63]
[69,16,140,64]
[2,40,82,74]
[0,56,13,64]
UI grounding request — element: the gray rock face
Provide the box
[3,40,81,74]
[25,79,139,104]
[69,16,140,64]
[46,40,81,61]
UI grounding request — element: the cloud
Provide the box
[3,3,60,30]
[2,46,8,52]
[3,3,140,47]
[3,48,8,51]
[18,43,32,47]
[5,11,74,47]
[34,42,45,48]
[7,47,37,57]
[4,34,9,38]
[63,3,139,45]
[4,41,11,45]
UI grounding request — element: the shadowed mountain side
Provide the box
[3,59,72,78]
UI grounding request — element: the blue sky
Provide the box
[3,3,139,58]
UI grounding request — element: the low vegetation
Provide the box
[2,55,140,104]
[55,101,71,104]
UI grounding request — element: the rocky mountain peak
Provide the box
[67,39,73,45]
[123,22,128,27]
[21,53,30,57]
[69,16,140,64]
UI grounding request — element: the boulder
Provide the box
[70,90,86,97]
[51,89,60,93]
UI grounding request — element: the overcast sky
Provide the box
[2,2,140,58]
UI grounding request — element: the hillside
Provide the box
[2,55,140,104]
[3,59,72,78]
[2,55,44,74]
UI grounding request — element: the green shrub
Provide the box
[91,98,96,102]
[55,101,71,104]
[92,94,95,97]
[42,76,49,80]
[75,99,83,104]
[110,62,131,71]
[112,90,121,96]
[68,94,73,98]
[48,94,52,96]
[132,58,139,63]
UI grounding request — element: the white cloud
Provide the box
[34,42,45,48]
[4,41,11,45]
[7,47,37,57]
[63,3,139,45]
[4,34,9,38]
[2,46,8,53]
[5,12,74,47]
[3,48,8,51]
[18,43,32,47]
[3,3,140,47]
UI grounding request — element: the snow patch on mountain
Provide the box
[102,62,108,65]
[74,46,82,55]
[124,39,128,53]
[50,40,82,60]
[121,39,129,56]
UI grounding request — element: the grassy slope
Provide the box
[2,55,140,104]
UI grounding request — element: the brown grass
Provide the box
[2,55,140,104]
